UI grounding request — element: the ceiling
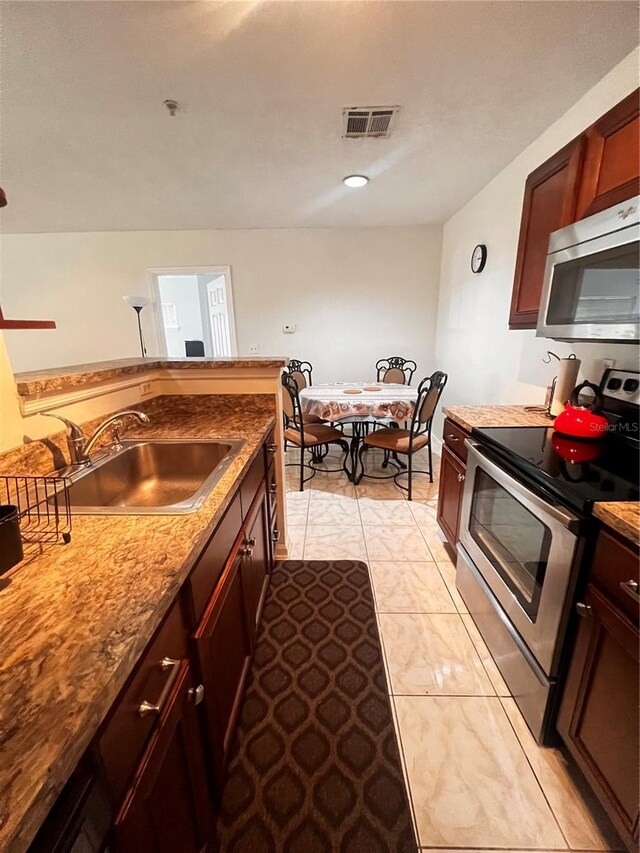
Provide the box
[0,1,638,233]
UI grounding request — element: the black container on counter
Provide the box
[0,505,24,574]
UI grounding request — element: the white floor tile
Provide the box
[368,561,457,614]
[364,525,432,561]
[395,695,565,849]
[379,613,495,696]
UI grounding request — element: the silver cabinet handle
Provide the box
[266,444,277,453]
[447,434,460,441]
[248,537,256,547]
[138,657,181,716]
[272,529,280,542]
[576,602,592,618]
[188,684,205,706]
[240,545,254,557]
[457,473,465,482]
[620,579,640,604]
[269,483,277,495]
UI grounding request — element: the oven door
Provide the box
[537,221,640,343]
[459,442,581,676]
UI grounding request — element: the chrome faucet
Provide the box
[42,409,150,467]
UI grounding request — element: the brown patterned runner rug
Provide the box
[214,560,418,853]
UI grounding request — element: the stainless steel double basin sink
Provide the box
[59,439,245,514]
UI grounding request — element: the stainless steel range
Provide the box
[456,368,639,744]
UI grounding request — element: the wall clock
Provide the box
[471,243,487,274]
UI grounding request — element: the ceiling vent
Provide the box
[342,106,399,138]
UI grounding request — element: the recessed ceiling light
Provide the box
[343,175,369,188]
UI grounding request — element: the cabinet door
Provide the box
[577,89,640,220]
[436,445,466,549]
[114,662,212,853]
[509,136,585,329]
[557,584,639,850]
[241,485,270,641]
[194,550,252,783]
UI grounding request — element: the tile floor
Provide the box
[284,444,622,853]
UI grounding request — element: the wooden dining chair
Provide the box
[356,371,448,499]
[376,356,417,385]
[282,373,350,491]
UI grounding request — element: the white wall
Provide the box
[1,226,442,384]
[157,275,204,357]
[434,48,640,432]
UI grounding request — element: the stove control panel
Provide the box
[601,368,640,407]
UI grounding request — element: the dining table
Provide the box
[298,381,418,480]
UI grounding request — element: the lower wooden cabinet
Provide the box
[195,549,252,785]
[241,485,270,641]
[114,662,212,853]
[557,583,639,850]
[437,444,466,548]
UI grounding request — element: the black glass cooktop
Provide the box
[472,426,640,514]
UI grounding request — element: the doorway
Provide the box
[151,267,237,358]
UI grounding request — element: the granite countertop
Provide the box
[443,404,552,431]
[15,356,288,396]
[0,394,276,853]
[593,502,640,546]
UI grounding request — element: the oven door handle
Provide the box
[465,440,581,534]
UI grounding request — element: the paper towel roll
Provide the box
[550,357,581,416]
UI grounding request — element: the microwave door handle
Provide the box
[464,440,581,534]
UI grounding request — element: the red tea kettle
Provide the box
[553,381,609,439]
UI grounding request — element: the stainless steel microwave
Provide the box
[537,196,639,343]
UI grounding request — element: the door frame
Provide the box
[148,266,238,358]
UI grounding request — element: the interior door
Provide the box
[206,277,232,357]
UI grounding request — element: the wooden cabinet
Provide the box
[576,89,640,220]
[509,89,639,330]
[68,429,278,853]
[114,662,212,853]
[437,417,471,550]
[557,531,640,851]
[194,549,252,785]
[509,137,585,329]
[241,484,270,641]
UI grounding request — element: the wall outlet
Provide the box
[283,323,296,334]
[249,344,260,354]
[139,381,153,398]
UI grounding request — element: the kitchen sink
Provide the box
[59,439,245,514]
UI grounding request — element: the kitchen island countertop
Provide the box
[0,394,276,853]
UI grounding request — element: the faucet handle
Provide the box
[41,412,85,439]
[110,419,125,451]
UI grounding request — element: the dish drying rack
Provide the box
[0,474,72,546]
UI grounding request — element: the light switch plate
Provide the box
[283,323,296,334]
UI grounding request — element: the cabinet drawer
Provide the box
[443,418,469,463]
[96,597,188,804]
[188,491,242,626]
[240,452,266,518]
[590,528,639,623]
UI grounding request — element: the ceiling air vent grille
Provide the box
[343,106,399,138]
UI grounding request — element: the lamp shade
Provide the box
[123,295,151,310]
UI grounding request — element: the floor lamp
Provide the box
[123,296,150,356]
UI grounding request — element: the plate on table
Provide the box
[343,389,363,395]
[363,386,382,392]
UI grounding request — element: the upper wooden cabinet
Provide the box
[509,137,585,329]
[576,89,640,220]
[509,89,639,330]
